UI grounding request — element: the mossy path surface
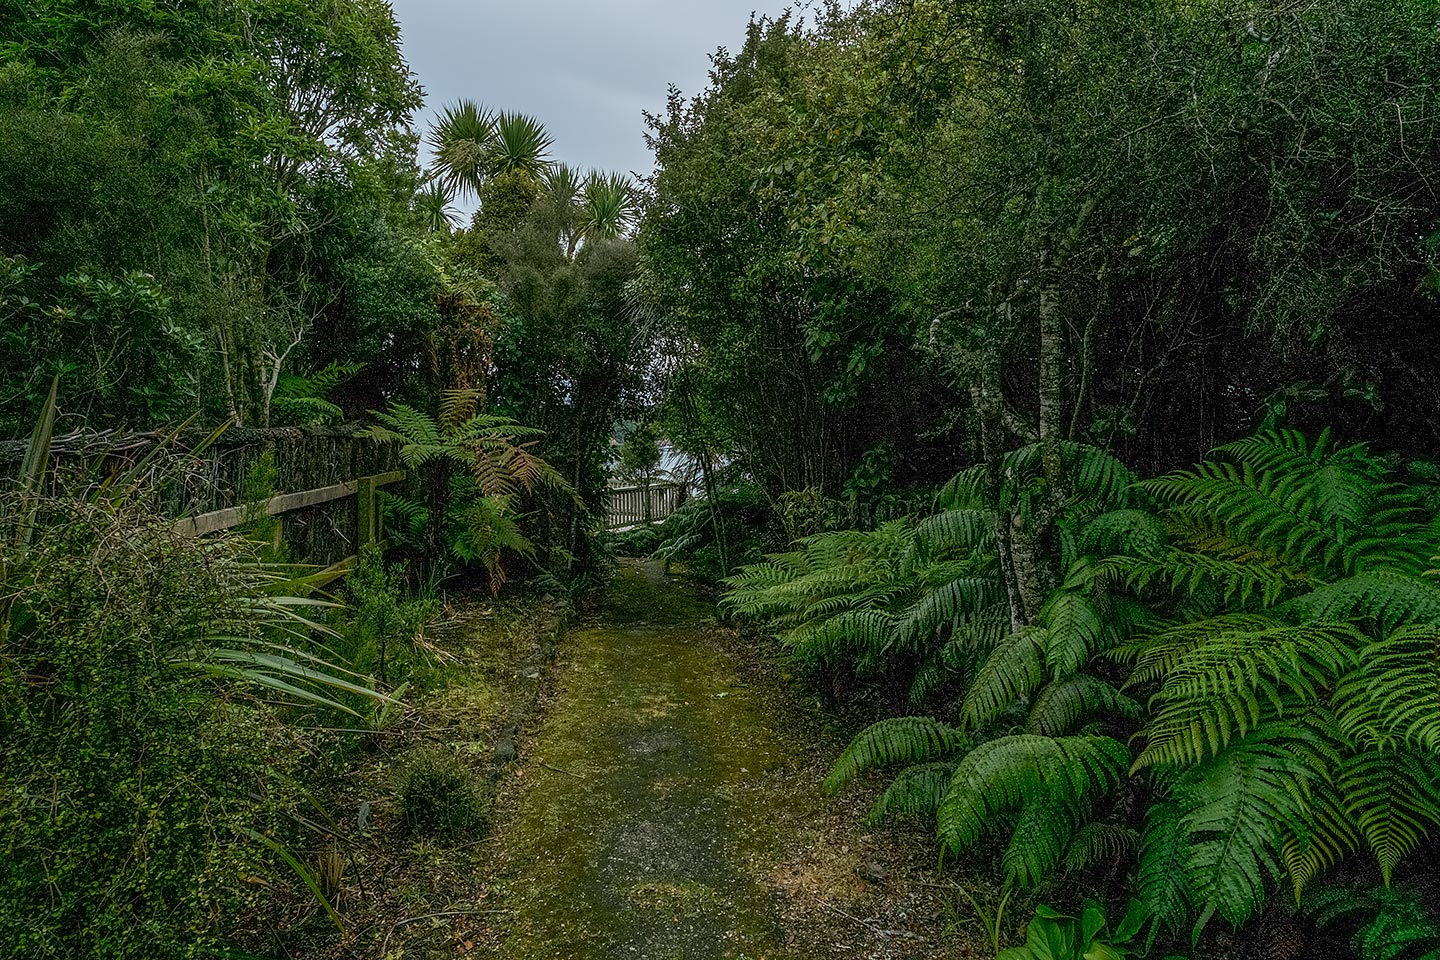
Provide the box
[477,561,960,959]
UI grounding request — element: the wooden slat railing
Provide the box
[606,482,685,529]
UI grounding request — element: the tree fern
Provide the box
[361,392,565,588]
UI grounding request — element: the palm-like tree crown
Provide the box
[489,111,553,179]
[414,182,459,233]
[580,171,638,242]
[424,99,497,198]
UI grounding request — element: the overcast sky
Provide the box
[389,1,813,211]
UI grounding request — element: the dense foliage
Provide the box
[10,0,1440,954]
[727,429,1440,953]
[666,1,1440,955]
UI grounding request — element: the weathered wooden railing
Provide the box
[1,424,402,566]
[174,469,405,584]
[606,482,686,529]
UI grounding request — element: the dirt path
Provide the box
[476,561,967,960]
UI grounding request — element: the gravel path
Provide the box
[478,561,973,960]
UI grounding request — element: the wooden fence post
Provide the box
[356,475,378,550]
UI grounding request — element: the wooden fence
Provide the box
[606,482,686,529]
[173,469,405,585]
[1,425,403,571]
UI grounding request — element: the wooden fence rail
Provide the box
[175,469,405,585]
[606,482,686,529]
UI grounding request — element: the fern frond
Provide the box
[1114,614,1276,686]
[937,735,1128,853]
[1040,589,1105,679]
[915,508,996,556]
[369,403,443,447]
[897,574,1003,649]
[864,761,955,825]
[1104,546,1310,607]
[937,465,988,511]
[781,608,899,670]
[825,717,967,794]
[1336,625,1440,751]
[1175,725,1337,930]
[1003,795,1081,890]
[1135,801,1193,937]
[1288,572,1440,633]
[1134,623,1360,768]
[1145,459,1342,563]
[1081,508,1167,559]
[962,627,1047,728]
[1027,675,1141,737]
[1333,747,1440,884]
[438,388,480,430]
[940,607,1012,666]
[448,494,533,594]
[1062,820,1139,875]
[908,654,949,706]
[1304,881,1440,960]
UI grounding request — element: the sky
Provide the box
[389,1,809,212]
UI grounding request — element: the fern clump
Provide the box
[363,389,572,591]
[731,428,1440,950]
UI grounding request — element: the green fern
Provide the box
[1134,801,1194,937]
[937,735,1128,853]
[1289,573,1440,634]
[863,761,956,826]
[1081,508,1167,559]
[963,627,1047,728]
[361,391,567,588]
[1337,625,1440,751]
[1027,674,1141,737]
[271,360,363,426]
[1305,882,1440,960]
[1002,795,1083,889]
[825,716,967,794]
[1062,820,1139,876]
[1133,622,1360,768]
[1333,747,1440,883]
[1040,588,1105,679]
[1170,725,1337,930]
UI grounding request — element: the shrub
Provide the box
[0,496,302,958]
[609,522,664,557]
[0,395,383,957]
[396,747,484,839]
[340,543,439,686]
